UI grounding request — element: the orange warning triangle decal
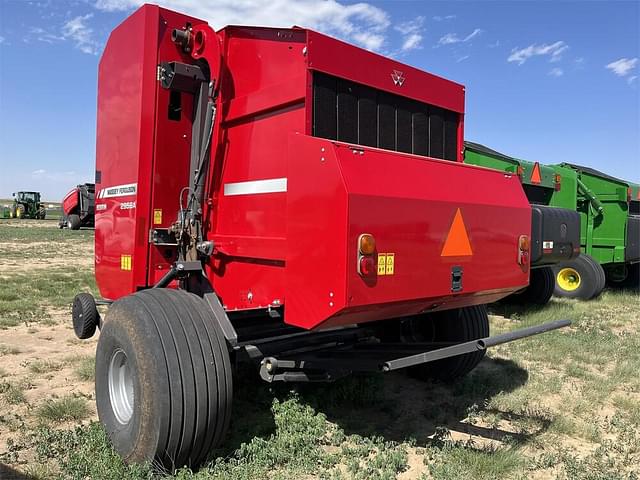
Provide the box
[441,208,473,257]
[530,162,542,184]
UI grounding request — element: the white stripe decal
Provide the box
[224,178,287,196]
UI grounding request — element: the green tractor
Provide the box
[9,191,46,219]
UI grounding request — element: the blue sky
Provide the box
[0,0,638,200]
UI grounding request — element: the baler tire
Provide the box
[72,293,99,339]
[623,263,640,288]
[552,254,599,300]
[512,267,555,305]
[608,263,640,289]
[95,288,232,470]
[586,255,606,297]
[407,305,489,382]
[67,214,81,230]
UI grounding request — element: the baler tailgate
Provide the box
[286,135,532,329]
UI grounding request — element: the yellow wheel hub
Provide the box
[557,267,581,292]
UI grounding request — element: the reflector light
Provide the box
[554,174,562,192]
[359,256,376,276]
[628,187,632,202]
[358,233,376,255]
[516,165,524,177]
[518,235,530,266]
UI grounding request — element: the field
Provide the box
[0,220,638,479]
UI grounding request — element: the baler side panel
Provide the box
[576,170,629,264]
[206,28,307,310]
[285,134,349,329]
[95,6,161,300]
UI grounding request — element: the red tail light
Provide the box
[359,255,376,276]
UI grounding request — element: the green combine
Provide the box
[465,142,639,299]
[9,191,46,219]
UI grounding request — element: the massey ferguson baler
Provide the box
[71,4,570,469]
[59,183,95,229]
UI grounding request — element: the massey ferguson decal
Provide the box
[97,183,137,199]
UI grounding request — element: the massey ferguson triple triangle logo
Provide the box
[391,70,405,86]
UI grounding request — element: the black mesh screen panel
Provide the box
[337,79,358,144]
[313,73,337,140]
[312,72,459,161]
[429,107,444,159]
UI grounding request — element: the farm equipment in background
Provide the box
[465,142,640,298]
[9,191,46,219]
[70,5,571,470]
[555,164,640,292]
[464,142,581,304]
[59,183,95,230]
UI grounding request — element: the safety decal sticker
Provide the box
[377,253,395,276]
[153,209,162,225]
[543,241,554,251]
[120,255,132,271]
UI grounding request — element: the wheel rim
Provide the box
[557,267,581,292]
[108,348,134,424]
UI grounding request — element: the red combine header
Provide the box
[72,4,570,470]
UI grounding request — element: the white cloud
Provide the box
[507,41,568,65]
[437,28,482,46]
[30,26,65,44]
[0,36,4,45]
[548,67,563,77]
[605,57,638,77]
[628,75,638,85]
[62,14,99,54]
[456,55,469,63]
[433,15,456,21]
[395,16,425,52]
[94,0,391,52]
[32,169,46,175]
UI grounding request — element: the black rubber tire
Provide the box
[72,293,99,339]
[512,267,555,305]
[608,263,640,289]
[552,254,600,300]
[95,289,232,470]
[38,207,46,220]
[406,305,490,382]
[585,255,606,298]
[67,214,81,230]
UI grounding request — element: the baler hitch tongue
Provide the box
[381,319,571,372]
[254,319,572,383]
